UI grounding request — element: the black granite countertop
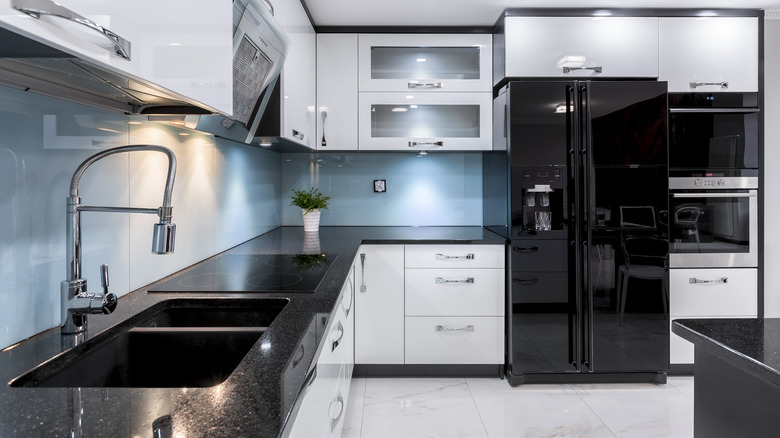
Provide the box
[0,226,505,438]
[672,318,780,389]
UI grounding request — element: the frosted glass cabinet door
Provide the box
[503,16,659,78]
[358,92,492,151]
[0,0,232,114]
[659,17,758,92]
[358,34,492,92]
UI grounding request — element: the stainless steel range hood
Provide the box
[0,26,215,115]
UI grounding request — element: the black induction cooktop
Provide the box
[149,254,336,293]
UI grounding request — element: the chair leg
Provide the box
[616,270,624,324]
[661,273,669,314]
[619,273,629,327]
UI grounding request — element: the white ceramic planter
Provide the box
[302,208,321,232]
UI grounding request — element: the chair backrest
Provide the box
[621,234,668,267]
[674,205,701,226]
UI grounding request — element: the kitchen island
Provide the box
[0,226,505,438]
[672,318,780,438]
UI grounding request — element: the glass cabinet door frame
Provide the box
[358,34,493,92]
[358,92,492,151]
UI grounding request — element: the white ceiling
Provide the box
[303,0,780,27]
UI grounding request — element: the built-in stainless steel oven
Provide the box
[669,176,757,268]
[668,92,759,177]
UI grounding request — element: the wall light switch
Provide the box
[373,179,386,193]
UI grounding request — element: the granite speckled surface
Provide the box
[672,318,780,388]
[0,226,505,438]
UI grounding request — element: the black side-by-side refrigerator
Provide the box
[487,81,669,385]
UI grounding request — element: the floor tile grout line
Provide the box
[465,377,494,438]
[568,383,620,438]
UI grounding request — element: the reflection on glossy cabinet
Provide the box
[0,0,233,113]
[354,245,405,364]
[500,16,659,79]
[358,34,492,92]
[659,17,758,92]
[317,34,358,150]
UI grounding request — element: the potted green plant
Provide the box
[289,187,330,232]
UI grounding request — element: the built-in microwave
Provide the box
[668,93,759,178]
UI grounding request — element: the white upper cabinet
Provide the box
[276,0,317,148]
[659,17,758,92]
[0,0,232,114]
[317,33,358,150]
[358,92,492,151]
[359,34,492,92]
[501,16,659,79]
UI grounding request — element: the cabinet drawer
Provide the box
[670,268,757,316]
[670,316,755,364]
[511,240,568,272]
[511,272,568,304]
[405,316,504,364]
[405,245,504,268]
[405,268,504,316]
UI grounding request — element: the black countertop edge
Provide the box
[0,226,506,438]
[672,318,780,389]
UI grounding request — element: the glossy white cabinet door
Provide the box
[358,34,492,92]
[405,316,504,364]
[405,268,504,317]
[502,16,659,78]
[277,0,316,148]
[354,245,405,364]
[358,92,492,151]
[405,244,504,268]
[659,17,758,92]
[317,34,358,150]
[0,0,232,114]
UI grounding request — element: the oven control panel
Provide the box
[670,176,758,190]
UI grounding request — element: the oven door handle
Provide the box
[672,192,756,198]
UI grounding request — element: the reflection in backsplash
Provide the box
[281,152,483,226]
[0,86,281,350]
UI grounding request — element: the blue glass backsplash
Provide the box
[281,152,483,226]
[0,87,485,350]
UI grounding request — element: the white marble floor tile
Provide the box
[342,377,366,438]
[667,376,695,400]
[467,378,616,438]
[359,378,488,438]
[572,383,694,438]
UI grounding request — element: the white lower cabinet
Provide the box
[405,316,503,364]
[670,267,757,364]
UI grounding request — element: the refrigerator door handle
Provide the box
[581,84,595,372]
[567,83,582,372]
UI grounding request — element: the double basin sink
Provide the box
[10,298,288,388]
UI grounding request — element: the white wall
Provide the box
[764,12,780,316]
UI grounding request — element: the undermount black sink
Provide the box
[9,298,288,388]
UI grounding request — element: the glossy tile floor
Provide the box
[342,376,694,438]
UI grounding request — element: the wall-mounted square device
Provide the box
[373,180,386,193]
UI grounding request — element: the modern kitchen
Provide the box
[1,0,779,437]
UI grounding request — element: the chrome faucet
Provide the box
[61,145,177,334]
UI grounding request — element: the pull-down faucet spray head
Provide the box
[152,207,176,254]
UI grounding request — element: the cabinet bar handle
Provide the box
[689,277,728,285]
[513,277,539,285]
[330,320,344,352]
[359,253,366,292]
[12,0,131,60]
[408,141,444,148]
[408,81,443,89]
[435,277,475,284]
[435,253,475,260]
[513,246,539,253]
[689,81,729,89]
[435,325,475,332]
[563,66,602,74]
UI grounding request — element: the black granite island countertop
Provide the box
[672,318,780,437]
[0,226,505,438]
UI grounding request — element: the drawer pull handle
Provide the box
[329,391,345,432]
[435,277,475,284]
[689,81,729,90]
[409,140,444,148]
[330,321,344,352]
[408,81,443,89]
[689,277,728,285]
[435,253,475,260]
[513,246,539,253]
[513,278,539,285]
[435,325,475,332]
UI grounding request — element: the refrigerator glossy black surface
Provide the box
[503,81,669,384]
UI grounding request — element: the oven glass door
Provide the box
[669,111,759,172]
[669,190,757,268]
